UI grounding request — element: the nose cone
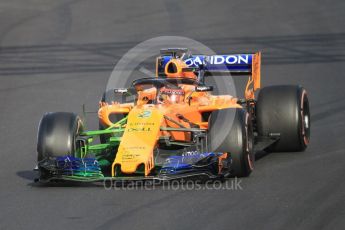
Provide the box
[112,106,164,176]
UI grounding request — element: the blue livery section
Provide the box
[160,152,223,174]
[160,54,254,73]
[56,156,103,177]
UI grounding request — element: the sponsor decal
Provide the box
[195,86,213,92]
[126,127,151,132]
[161,88,184,95]
[184,55,251,67]
[122,153,141,161]
[120,149,141,161]
[129,122,154,126]
[125,146,145,150]
[137,110,152,118]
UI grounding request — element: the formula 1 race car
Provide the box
[36,48,310,183]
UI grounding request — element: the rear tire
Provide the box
[256,85,310,152]
[37,112,83,162]
[208,109,254,177]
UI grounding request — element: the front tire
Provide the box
[37,112,83,162]
[208,109,254,177]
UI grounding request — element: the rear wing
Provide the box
[156,50,261,99]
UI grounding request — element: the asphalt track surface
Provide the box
[1,0,345,229]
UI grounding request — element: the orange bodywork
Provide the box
[164,59,197,79]
[98,88,240,176]
[98,52,261,176]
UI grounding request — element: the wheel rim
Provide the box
[301,90,310,145]
[245,113,254,171]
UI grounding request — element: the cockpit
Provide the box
[131,77,198,105]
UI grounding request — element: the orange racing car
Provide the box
[36,48,310,183]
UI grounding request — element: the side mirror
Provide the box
[112,88,137,104]
[195,86,213,92]
[114,88,128,94]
